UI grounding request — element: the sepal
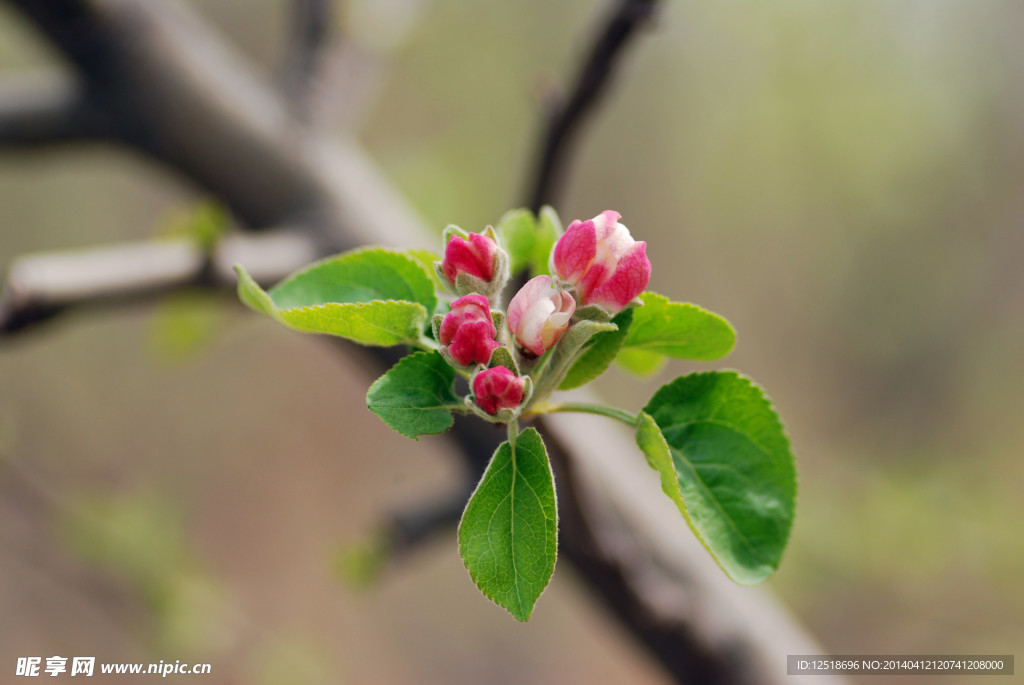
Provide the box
[490,309,505,333]
[453,272,496,298]
[430,313,445,344]
[488,345,519,376]
[434,262,452,292]
[571,294,642,323]
[442,224,470,244]
[571,302,615,323]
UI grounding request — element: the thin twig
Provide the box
[525,0,659,212]
[281,0,334,125]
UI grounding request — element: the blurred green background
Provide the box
[1,0,1021,683]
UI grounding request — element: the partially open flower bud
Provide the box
[438,295,500,366]
[472,366,526,415]
[551,210,651,314]
[507,275,575,357]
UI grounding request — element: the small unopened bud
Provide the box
[472,366,526,415]
[438,295,500,367]
[436,226,509,298]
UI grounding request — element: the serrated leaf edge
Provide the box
[457,427,558,622]
[270,246,437,312]
[365,350,459,439]
[623,292,737,361]
[641,370,797,585]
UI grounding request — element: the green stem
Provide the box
[414,336,439,352]
[538,402,638,427]
[524,345,568,410]
[507,418,520,451]
[528,346,555,383]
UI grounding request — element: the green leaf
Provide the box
[270,248,436,313]
[458,427,557,621]
[497,207,561,277]
[405,248,448,317]
[615,347,667,377]
[559,308,633,390]
[238,272,426,346]
[283,301,427,345]
[188,200,229,252]
[635,411,702,538]
[236,265,279,317]
[623,292,736,361]
[639,372,796,585]
[537,205,563,240]
[404,248,446,293]
[532,206,562,276]
[147,291,224,363]
[366,351,459,439]
[531,319,617,402]
[235,247,437,346]
[59,490,187,583]
[157,198,229,252]
[497,209,536,277]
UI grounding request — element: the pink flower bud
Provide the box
[551,210,651,314]
[441,232,498,284]
[507,275,576,357]
[439,295,500,366]
[472,366,526,415]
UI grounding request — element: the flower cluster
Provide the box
[238,200,792,622]
[434,211,651,419]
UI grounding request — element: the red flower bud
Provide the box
[472,366,526,415]
[551,210,651,313]
[439,295,500,366]
[507,275,575,356]
[441,232,498,284]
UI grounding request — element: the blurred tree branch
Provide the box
[0,1,845,683]
[526,0,658,211]
[0,0,420,243]
[280,0,334,124]
[0,231,317,334]
[0,72,109,146]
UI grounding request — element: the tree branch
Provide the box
[0,231,318,335]
[525,0,658,212]
[0,72,110,146]
[3,0,422,244]
[541,410,847,685]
